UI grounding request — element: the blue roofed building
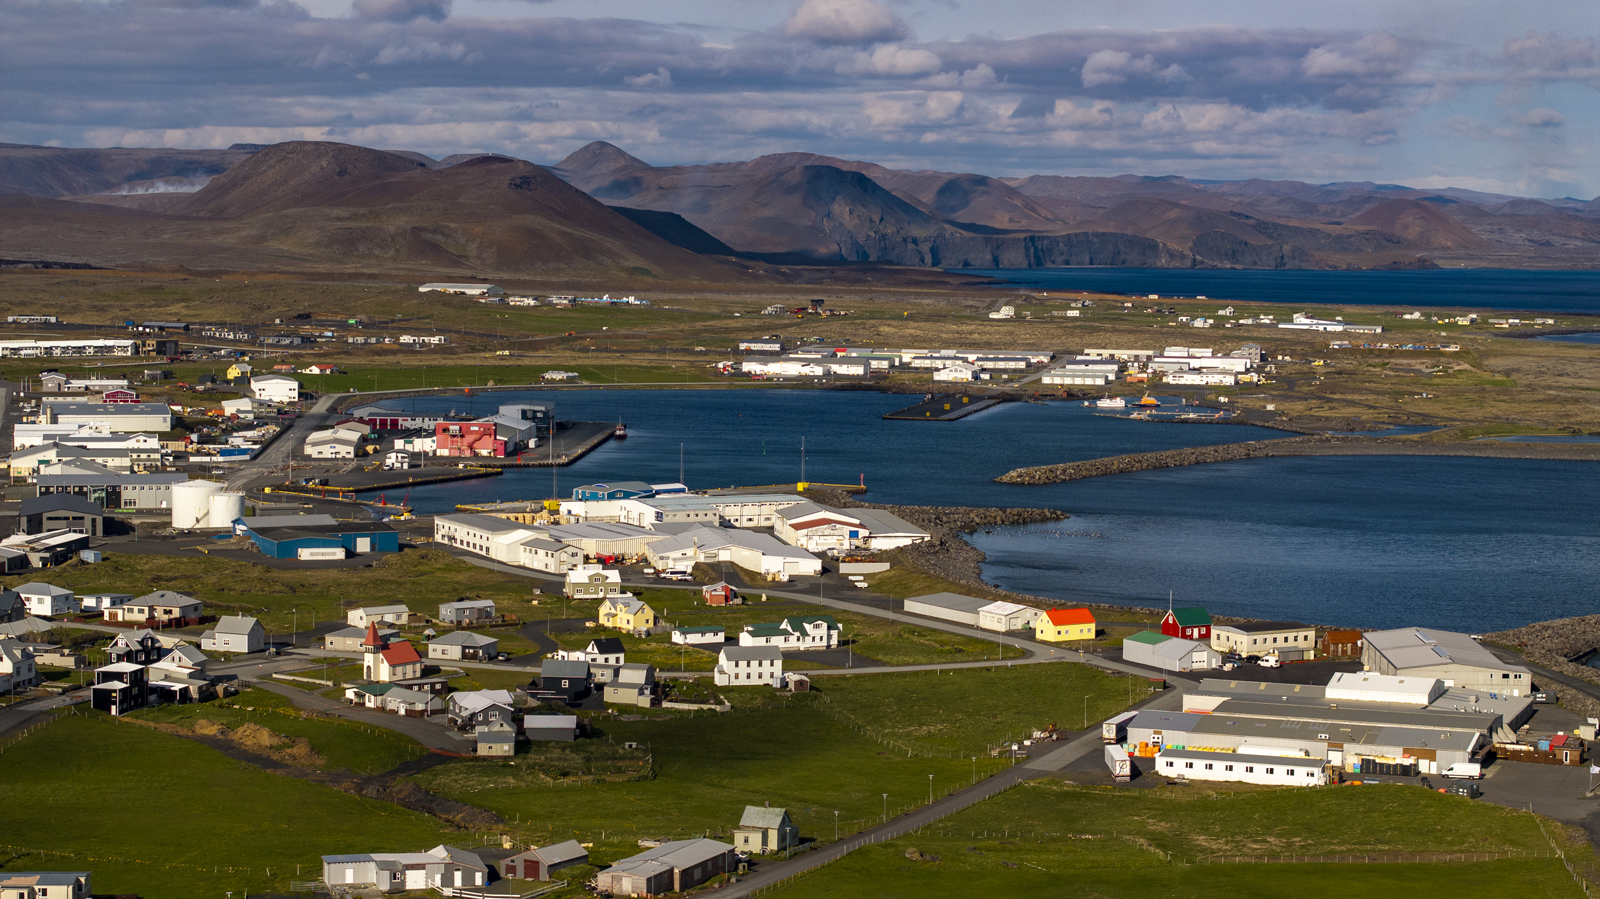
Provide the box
[236,515,400,560]
[572,481,656,502]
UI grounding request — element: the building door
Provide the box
[356,537,371,553]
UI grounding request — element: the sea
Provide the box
[375,389,1600,633]
[961,268,1600,316]
[1540,332,1600,345]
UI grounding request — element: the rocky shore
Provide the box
[1489,616,1600,721]
[997,434,1600,485]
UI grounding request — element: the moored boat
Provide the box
[1096,397,1127,409]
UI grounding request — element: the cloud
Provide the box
[1081,50,1191,88]
[783,0,909,45]
[373,39,467,64]
[1302,32,1412,78]
[623,67,673,88]
[837,44,942,76]
[351,0,450,23]
[1514,108,1565,128]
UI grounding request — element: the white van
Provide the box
[1443,761,1483,779]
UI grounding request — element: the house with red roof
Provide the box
[1034,608,1097,643]
[362,622,424,682]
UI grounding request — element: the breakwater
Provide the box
[997,434,1600,485]
[1489,615,1600,722]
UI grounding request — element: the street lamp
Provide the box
[1084,695,1090,730]
[928,774,934,805]
[972,756,977,786]
[833,811,839,841]
[882,793,888,824]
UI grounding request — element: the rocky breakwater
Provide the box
[996,434,1338,485]
[1489,615,1600,722]
[805,487,1066,595]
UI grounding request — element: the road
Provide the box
[709,681,1191,898]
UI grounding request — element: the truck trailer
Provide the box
[1104,744,1132,782]
[1102,711,1138,744]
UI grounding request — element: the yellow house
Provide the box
[598,596,655,632]
[1035,608,1097,642]
[225,362,253,380]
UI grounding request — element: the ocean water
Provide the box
[1539,332,1600,345]
[971,455,1600,632]
[961,268,1600,315]
[380,389,1598,631]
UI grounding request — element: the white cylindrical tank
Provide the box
[171,480,224,529]
[209,493,246,530]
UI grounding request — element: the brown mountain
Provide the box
[0,141,743,280]
[1346,200,1490,250]
[0,143,256,198]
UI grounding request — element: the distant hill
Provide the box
[3,138,1596,273]
[0,142,745,280]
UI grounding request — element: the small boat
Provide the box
[1096,397,1127,409]
[613,422,628,439]
[1137,394,1161,407]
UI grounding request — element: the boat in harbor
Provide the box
[1137,394,1161,407]
[613,422,628,439]
[1096,397,1127,409]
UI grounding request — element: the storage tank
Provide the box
[209,492,246,531]
[171,480,224,529]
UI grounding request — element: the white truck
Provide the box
[1442,761,1483,779]
[1102,711,1139,744]
[1104,744,1132,782]
[1257,653,1282,668]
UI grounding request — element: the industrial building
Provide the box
[594,839,736,898]
[1362,628,1532,696]
[903,592,991,627]
[0,338,139,358]
[239,519,398,559]
[1155,748,1328,786]
[1122,632,1220,672]
[36,470,189,511]
[644,526,822,578]
[18,494,105,537]
[41,401,172,432]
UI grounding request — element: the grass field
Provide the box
[767,780,1591,899]
[127,686,429,773]
[0,713,455,898]
[818,664,1153,755]
[3,547,545,633]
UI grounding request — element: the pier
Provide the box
[883,394,1004,421]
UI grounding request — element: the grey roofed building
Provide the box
[1362,627,1532,696]
[524,713,580,742]
[326,625,398,651]
[504,839,589,881]
[427,630,499,661]
[735,805,800,854]
[596,838,737,897]
[18,493,106,536]
[541,658,590,679]
[200,614,264,654]
[903,592,991,626]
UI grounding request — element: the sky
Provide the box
[2,0,1596,198]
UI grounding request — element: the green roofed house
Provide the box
[737,616,840,650]
[672,625,726,648]
[1161,607,1212,642]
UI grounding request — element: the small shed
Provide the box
[438,598,497,624]
[523,714,580,742]
[702,581,739,606]
[504,839,589,881]
[1321,629,1363,659]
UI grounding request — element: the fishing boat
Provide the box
[1096,397,1127,409]
[613,421,628,439]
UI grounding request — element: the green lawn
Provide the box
[408,703,1021,857]
[4,547,546,632]
[818,663,1151,756]
[768,780,1588,899]
[0,713,455,899]
[127,687,428,773]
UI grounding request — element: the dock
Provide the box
[464,421,616,468]
[316,465,504,494]
[703,483,867,496]
[883,395,1004,421]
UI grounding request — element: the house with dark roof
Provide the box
[1160,607,1212,642]
[504,839,588,881]
[538,659,591,703]
[734,806,800,854]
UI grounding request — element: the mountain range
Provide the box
[2,140,1596,276]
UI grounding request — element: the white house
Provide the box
[249,374,301,404]
[977,601,1041,633]
[932,363,978,382]
[714,645,784,687]
[739,615,840,650]
[672,626,726,647]
[0,638,39,693]
[347,604,411,627]
[15,583,76,617]
[517,538,583,574]
[200,615,264,653]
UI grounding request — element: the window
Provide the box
[1266,768,1275,775]
[1204,763,1213,770]
[1185,762,1194,769]
[1225,765,1234,772]
[1245,766,1254,773]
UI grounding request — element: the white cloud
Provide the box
[373,39,467,65]
[1514,108,1566,128]
[623,67,673,88]
[1302,32,1412,78]
[783,0,909,45]
[837,44,942,76]
[351,0,449,22]
[1081,49,1191,88]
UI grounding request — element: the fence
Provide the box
[1195,850,1561,865]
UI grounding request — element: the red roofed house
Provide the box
[362,622,424,682]
[1034,608,1097,643]
[273,364,297,372]
[1161,607,1212,642]
[703,582,739,606]
[302,364,341,375]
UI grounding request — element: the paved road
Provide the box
[709,678,1191,898]
[243,675,472,753]
[0,690,91,741]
